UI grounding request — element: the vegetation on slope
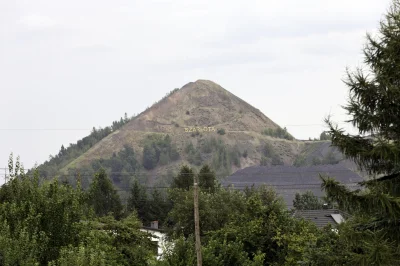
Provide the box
[35,113,134,179]
[262,126,294,140]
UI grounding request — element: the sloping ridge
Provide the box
[63,80,283,169]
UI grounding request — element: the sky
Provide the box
[0,0,392,174]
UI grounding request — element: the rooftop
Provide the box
[294,209,345,228]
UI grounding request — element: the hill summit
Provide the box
[125,79,280,133]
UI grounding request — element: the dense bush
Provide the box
[217,128,226,135]
[262,127,294,140]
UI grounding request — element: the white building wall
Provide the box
[140,228,168,260]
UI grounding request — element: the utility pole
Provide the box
[194,177,202,266]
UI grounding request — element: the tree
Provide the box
[0,167,86,264]
[147,188,172,226]
[165,185,320,265]
[127,179,148,222]
[293,191,323,210]
[0,158,156,265]
[198,164,217,192]
[143,144,157,170]
[87,169,123,219]
[6,153,24,180]
[320,131,331,141]
[323,1,400,264]
[171,165,194,191]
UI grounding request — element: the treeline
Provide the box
[293,150,340,167]
[35,113,135,179]
[262,127,294,140]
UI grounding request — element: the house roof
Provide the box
[294,209,344,228]
[222,164,363,207]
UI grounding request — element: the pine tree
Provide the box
[198,164,217,193]
[171,165,194,191]
[127,179,148,222]
[87,169,123,219]
[323,1,400,263]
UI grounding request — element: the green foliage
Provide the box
[0,169,86,264]
[198,164,217,193]
[157,235,196,266]
[320,131,331,141]
[322,2,400,263]
[293,155,306,167]
[147,188,172,226]
[164,185,329,265]
[0,157,156,265]
[50,215,156,266]
[262,127,294,140]
[87,169,123,219]
[166,186,248,238]
[143,144,158,170]
[171,165,194,191]
[230,145,242,167]
[143,134,180,170]
[185,142,195,154]
[35,113,134,179]
[260,156,269,166]
[127,179,149,221]
[322,150,340,165]
[188,150,202,166]
[293,191,324,210]
[89,144,140,185]
[127,179,172,227]
[210,138,238,176]
[260,142,282,166]
[217,128,226,135]
[188,137,242,175]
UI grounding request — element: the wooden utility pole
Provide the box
[194,178,202,266]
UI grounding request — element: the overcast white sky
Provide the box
[0,0,392,173]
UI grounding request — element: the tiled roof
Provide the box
[222,164,363,207]
[294,209,344,228]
